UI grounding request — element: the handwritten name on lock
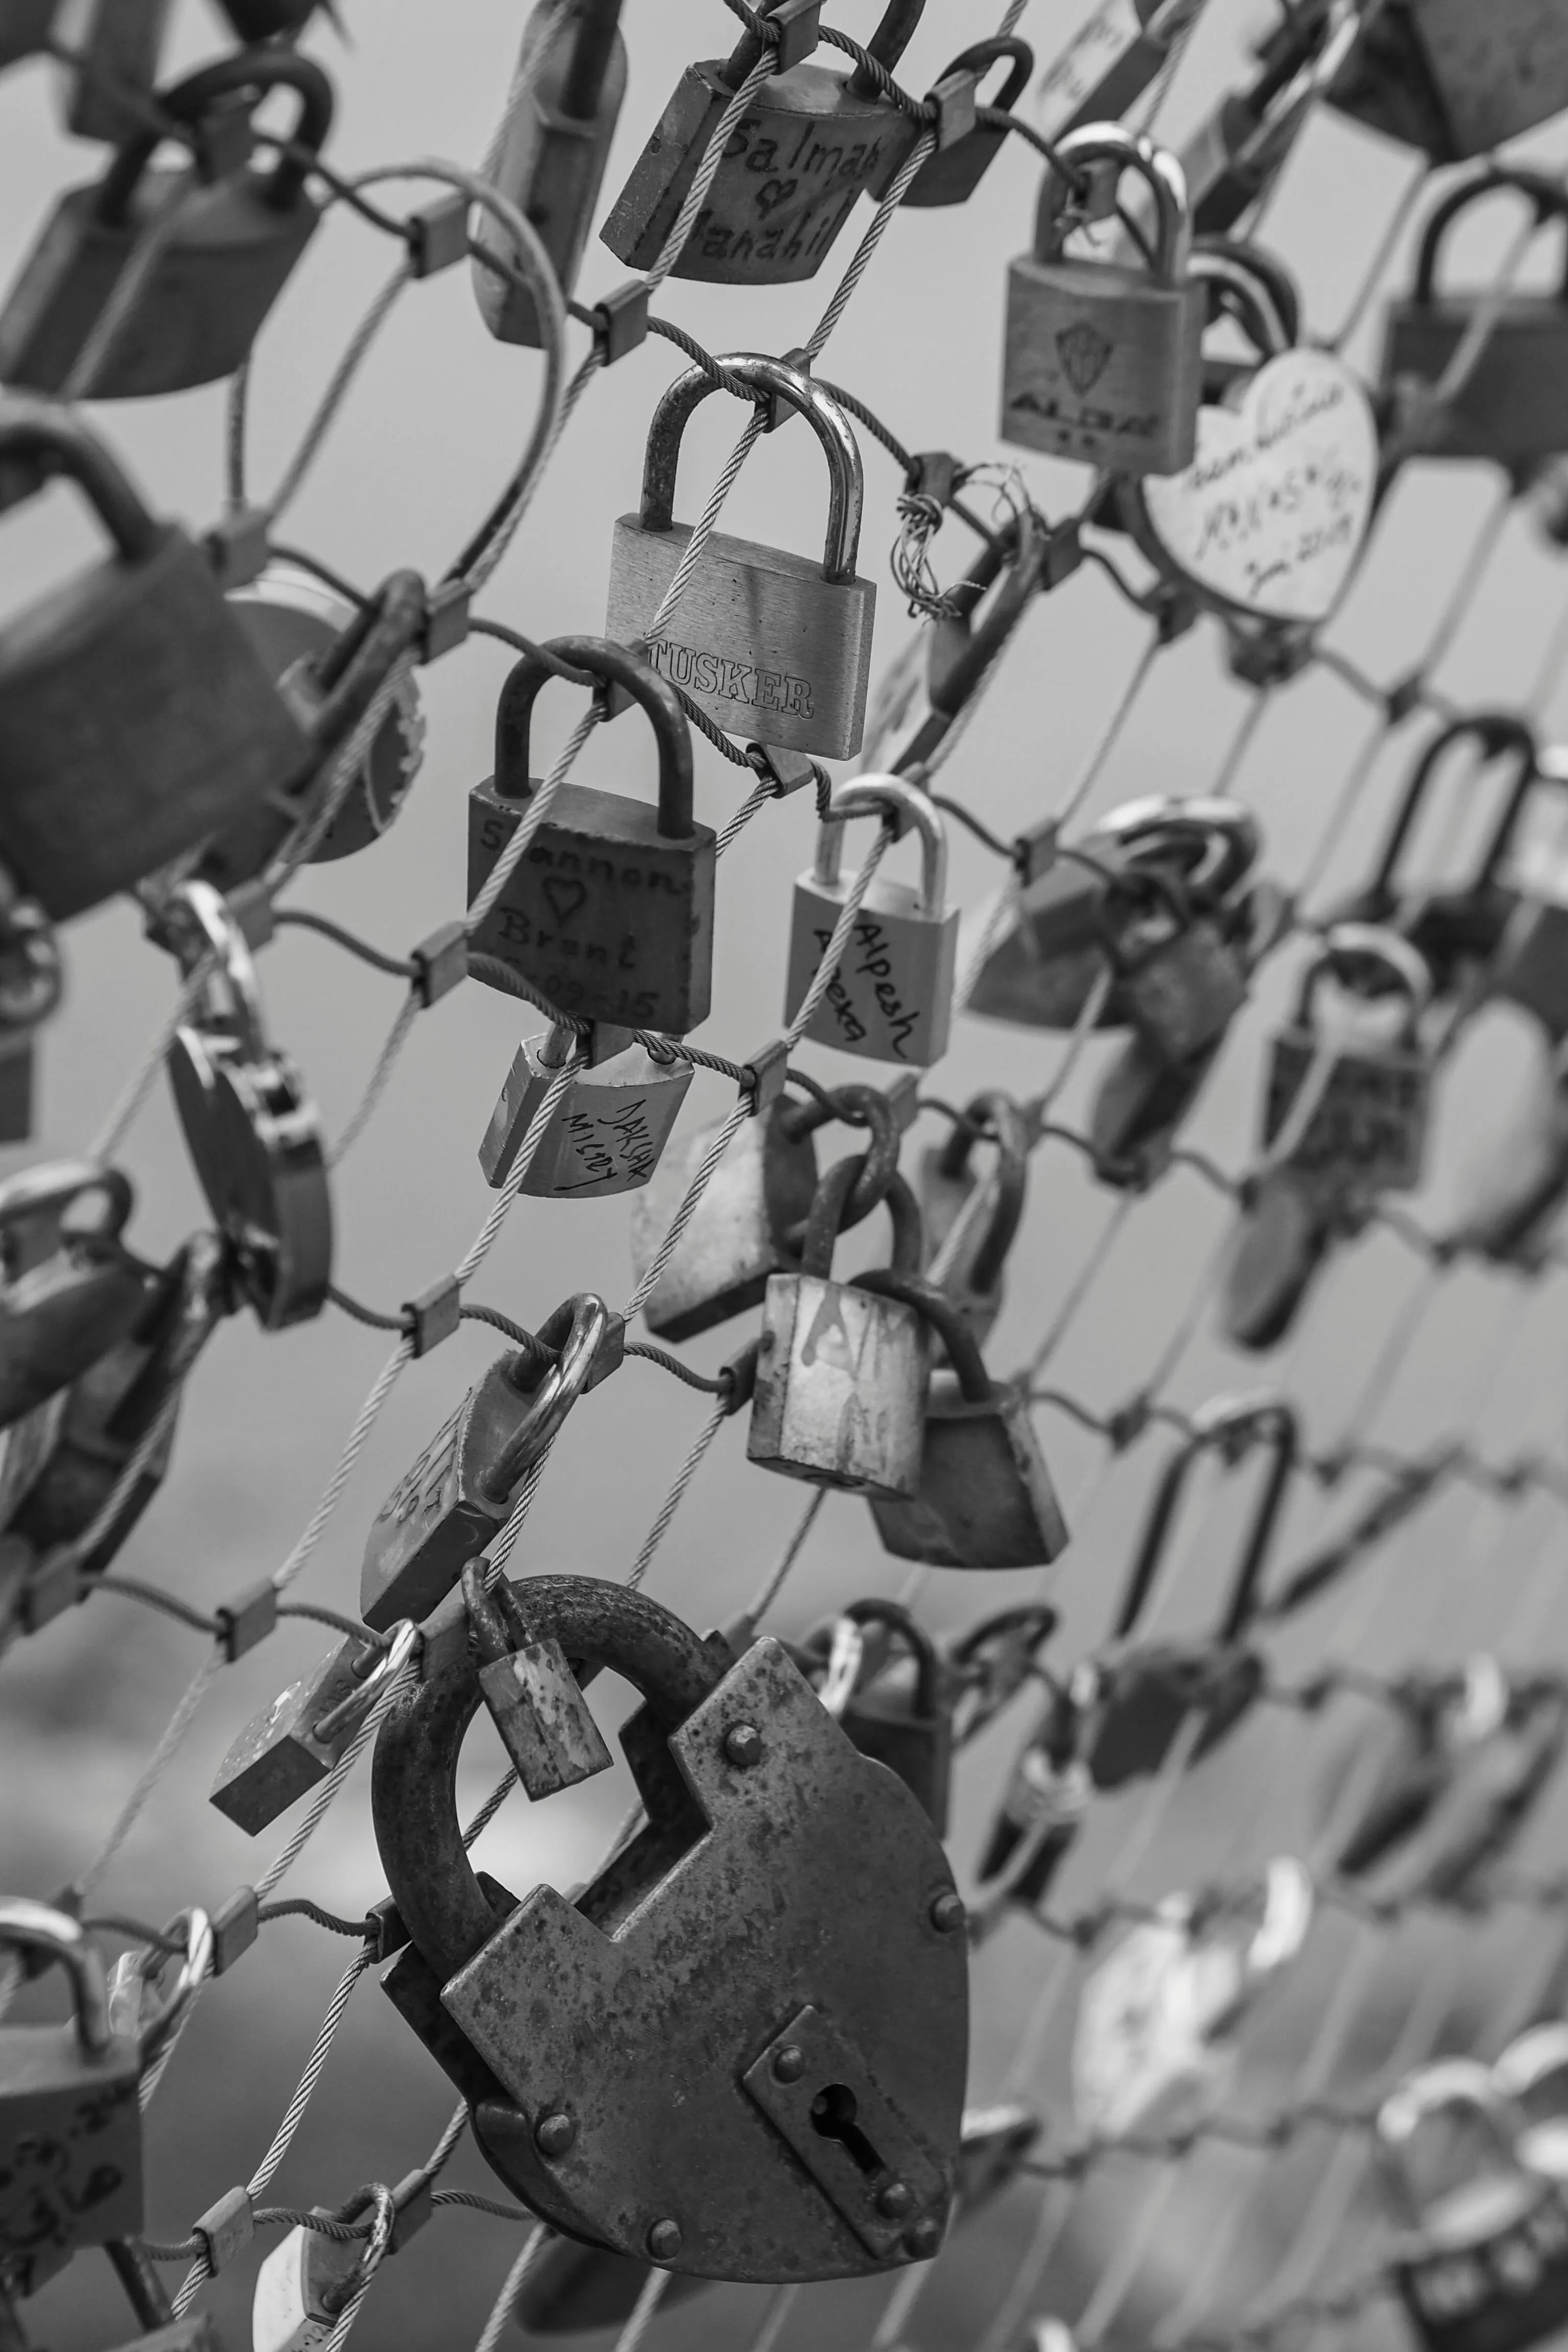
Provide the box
[470,807,702,1026]
[554,1093,664,1193]
[808,913,932,1062]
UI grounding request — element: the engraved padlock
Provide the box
[478,1021,693,1198]
[209,1621,420,1834]
[919,1092,1029,1349]
[599,0,926,286]
[1001,124,1204,475]
[360,1294,617,1629]
[1331,0,1568,160]
[373,1572,967,2278]
[53,0,173,143]
[813,1598,960,1831]
[606,354,876,760]
[1035,0,1207,143]
[253,2183,396,2352]
[461,1559,613,1801]
[0,49,333,398]
[785,775,959,1066]
[467,634,716,1037]
[0,1161,146,1436]
[474,0,627,343]
[868,38,1034,209]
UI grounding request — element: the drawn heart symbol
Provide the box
[1136,350,1378,625]
[542,875,588,925]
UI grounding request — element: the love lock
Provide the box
[372,1573,967,2281]
[0,1160,148,1436]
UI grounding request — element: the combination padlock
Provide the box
[785,774,959,1066]
[209,1621,420,1834]
[467,633,716,1037]
[606,354,876,761]
[918,1091,1030,1349]
[1002,124,1204,475]
[0,1160,146,1436]
[811,1597,961,1831]
[478,1020,693,1199]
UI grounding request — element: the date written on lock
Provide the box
[786,777,958,1067]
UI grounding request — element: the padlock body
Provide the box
[468,775,717,1036]
[841,1686,951,1831]
[600,62,919,285]
[1395,2179,1568,2352]
[607,518,876,759]
[1383,301,1568,468]
[208,1638,367,1832]
[785,872,959,1067]
[0,172,319,398]
[917,1146,1004,1348]
[57,0,175,142]
[1222,1168,1335,1351]
[360,1358,540,1629]
[474,18,629,342]
[0,524,312,921]
[1119,921,1246,1061]
[253,2218,366,2352]
[0,1,56,68]
[1001,257,1204,475]
[869,1378,1069,1571]
[1407,0,1568,156]
[1264,1024,1430,1195]
[889,122,1010,210]
[166,1032,331,1330]
[478,1634,615,1800]
[630,1100,818,1340]
[10,1318,179,1581]
[1091,1032,1217,1187]
[0,2022,142,2255]
[479,1034,692,1197]
[749,1271,929,1498]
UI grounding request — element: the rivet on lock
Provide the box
[1001,125,1205,475]
[919,1092,1030,1350]
[785,774,959,1067]
[372,1572,967,2279]
[360,1294,618,1629]
[810,1598,962,1832]
[253,2182,396,2352]
[0,1160,147,1438]
[468,633,715,1037]
[478,1021,693,1200]
[606,355,876,760]
[209,1620,421,1834]
[162,881,332,1333]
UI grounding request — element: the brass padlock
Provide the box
[373,1572,967,2278]
[813,1598,959,1831]
[0,405,312,923]
[53,0,173,143]
[1382,172,1568,475]
[461,1560,613,1801]
[748,1154,930,1500]
[478,1020,692,1198]
[1330,0,1568,159]
[474,0,627,344]
[0,1901,143,2259]
[785,775,959,1066]
[209,1621,420,1833]
[1002,124,1204,475]
[468,633,715,1037]
[0,49,333,399]
[0,1161,146,1436]
[360,1294,617,1629]
[606,354,876,760]
[599,0,925,286]
[868,38,1033,209]
[918,1092,1029,1349]
[163,883,331,1333]
[1035,0,1207,142]
[863,1272,1069,1571]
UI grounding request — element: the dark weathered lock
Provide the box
[0,406,312,922]
[479,1019,693,1200]
[474,0,627,344]
[54,0,174,144]
[919,1091,1029,1349]
[163,884,331,1333]
[360,1294,617,1629]
[1327,0,1568,160]
[0,49,333,399]
[468,633,715,1036]
[599,0,925,285]
[0,869,64,1148]
[1002,124,1204,475]
[373,1574,967,2280]
[1091,1031,1224,1191]
[0,1161,146,1436]
[813,1598,959,1831]
[1081,1395,1296,1790]
[868,38,1033,209]
[0,1901,143,2259]
[209,1621,420,1833]
[1035,0,1207,144]
[606,355,876,761]
[786,775,959,1064]
[461,1559,614,1801]
[864,1272,1069,1572]
[1381,2061,1568,2352]
[1382,172,1568,475]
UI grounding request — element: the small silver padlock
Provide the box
[477,1021,693,1197]
[1001,124,1204,475]
[253,2183,396,2352]
[785,774,959,1067]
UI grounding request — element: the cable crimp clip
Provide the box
[740,1039,789,1113]
[407,192,471,280]
[410,921,468,1006]
[193,2186,255,2274]
[591,279,651,365]
[403,1277,461,1358]
[216,1579,279,1662]
[419,579,472,663]
[210,1886,260,1975]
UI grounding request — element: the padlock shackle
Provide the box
[560,0,625,120]
[853,1266,993,1403]
[837,1595,942,1714]
[372,1573,728,1979]
[484,1292,613,1502]
[107,1230,231,1447]
[0,1157,133,1247]
[781,1080,903,1229]
[1372,713,1540,903]
[162,878,270,1063]
[317,2182,397,2316]
[306,569,428,756]
[492,634,695,837]
[460,1557,535,1666]
[1294,922,1432,1031]
[1035,125,1192,287]
[949,1604,1058,1742]
[1093,796,1260,903]
[1190,242,1292,358]
[108,1907,214,2065]
[926,504,1047,726]
[1114,1393,1298,1645]
[800,1157,923,1279]
[96,46,335,226]
[814,773,949,916]
[722,0,923,87]
[0,399,164,566]
[933,1091,1031,1297]
[1411,166,1568,310]
[930,35,1033,113]
[0,1898,113,2052]
[639,353,865,585]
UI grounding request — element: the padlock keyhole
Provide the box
[810,2082,885,2177]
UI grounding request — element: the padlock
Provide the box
[209,1621,420,1833]
[0,1161,146,1436]
[253,2183,395,2352]
[0,405,312,923]
[1449,1034,1568,1271]
[599,0,926,286]
[1090,1031,1224,1191]
[0,1900,143,2258]
[1329,0,1568,160]
[473,0,627,344]
[1179,0,1360,236]
[785,775,959,1066]
[162,883,331,1333]
[867,38,1033,209]
[1382,172,1568,475]
[102,2237,226,2350]
[1079,1395,1296,1790]
[52,0,173,143]
[478,1021,693,1198]
[748,1154,930,1500]
[0,4,57,70]
[813,1598,959,1831]
[864,1272,1069,1571]
[1001,125,1204,476]
[1098,864,1250,1062]
[606,355,876,761]
[360,1294,617,1629]
[468,633,715,1037]
[0,50,333,399]
[461,1560,613,1801]
[919,1092,1029,1349]
[373,1572,967,2277]
[1380,2061,1568,2352]
[1035,0,1208,143]
[510,2237,709,2336]
[1186,234,1297,402]
[946,1603,1059,1747]
[1497,2027,1568,2187]
[973,1692,1091,1924]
